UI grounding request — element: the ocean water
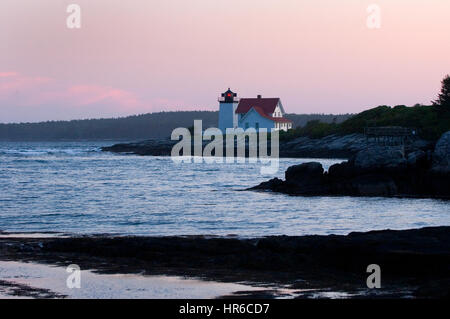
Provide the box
[0,141,449,237]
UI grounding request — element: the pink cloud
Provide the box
[0,72,19,77]
[0,72,146,111]
[0,71,191,122]
[0,72,52,95]
[65,85,143,109]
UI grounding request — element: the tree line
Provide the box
[0,111,351,141]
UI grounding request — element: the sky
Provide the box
[1,0,450,123]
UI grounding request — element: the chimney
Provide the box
[257,95,262,99]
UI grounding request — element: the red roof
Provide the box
[236,98,280,114]
[249,106,293,123]
[237,98,292,124]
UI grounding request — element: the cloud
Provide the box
[0,73,52,95]
[0,72,19,77]
[0,72,148,114]
[0,71,193,122]
[65,85,143,109]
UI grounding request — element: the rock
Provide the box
[284,162,327,194]
[432,131,450,173]
[350,174,398,196]
[354,146,406,171]
[250,163,328,195]
[285,162,324,184]
[2,227,449,298]
[328,161,355,178]
[409,138,435,152]
[250,139,450,198]
[281,134,367,158]
[103,134,435,160]
[250,177,284,191]
[101,139,177,156]
[414,279,450,298]
[407,150,427,168]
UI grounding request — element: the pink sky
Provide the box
[1,0,450,123]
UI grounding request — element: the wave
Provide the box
[0,148,101,156]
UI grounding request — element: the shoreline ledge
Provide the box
[101,133,434,159]
[250,131,450,198]
[1,226,449,298]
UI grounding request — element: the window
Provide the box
[255,122,259,130]
[245,122,249,129]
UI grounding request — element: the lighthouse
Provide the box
[218,88,239,133]
[217,88,293,133]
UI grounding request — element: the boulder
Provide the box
[281,134,367,158]
[250,177,284,191]
[354,146,406,171]
[250,138,450,198]
[285,162,324,184]
[328,161,356,179]
[350,174,398,196]
[432,131,450,173]
[407,150,427,168]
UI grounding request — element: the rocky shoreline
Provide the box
[250,131,450,198]
[101,134,434,159]
[0,226,449,298]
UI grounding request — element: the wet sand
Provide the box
[0,260,270,299]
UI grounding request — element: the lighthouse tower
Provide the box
[218,88,239,133]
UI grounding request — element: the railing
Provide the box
[218,96,240,102]
[364,126,418,147]
[364,126,417,137]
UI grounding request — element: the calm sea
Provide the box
[0,141,449,237]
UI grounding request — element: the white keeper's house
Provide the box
[218,88,293,133]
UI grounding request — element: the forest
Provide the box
[0,111,351,141]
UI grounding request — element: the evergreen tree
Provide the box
[433,75,450,107]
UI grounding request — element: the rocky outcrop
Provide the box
[283,162,327,195]
[432,131,450,173]
[102,134,434,159]
[280,133,433,158]
[101,139,177,156]
[280,134,368,158]
[353,146,406,170]
[407,150,427,167]
[251,132,450,198]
